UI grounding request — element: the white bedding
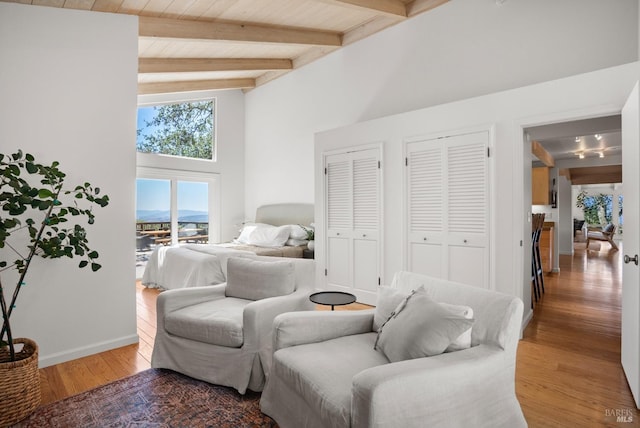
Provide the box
[142,245,256,290]
[141,203,314,290]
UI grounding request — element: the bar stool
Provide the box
[531,213,545,305]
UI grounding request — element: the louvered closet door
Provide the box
[446,133,489,288]
[325,148,381,305]
[326,154,352,290]
[405,131,489,288]
[406,140,444,277]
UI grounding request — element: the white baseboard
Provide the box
[38,334,139,368]
[520,308,533,338]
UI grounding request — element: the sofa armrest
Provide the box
[351,345,525,428]
[243,289,315,376]
[243,288,314,349]
[272,309,375,351]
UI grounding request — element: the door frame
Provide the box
[513,104,623,326]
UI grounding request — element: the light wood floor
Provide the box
[39,246,640,426]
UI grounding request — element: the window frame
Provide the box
[136,97,218,163]
[136,166,221,245]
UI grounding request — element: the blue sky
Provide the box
[136,106,158,144]
[136,179,208,212]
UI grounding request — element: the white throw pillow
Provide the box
[225,257,295,300]
[247,225,290,247]
[439,302,473,352]
[374,286,474,352]
[374,286,475,362]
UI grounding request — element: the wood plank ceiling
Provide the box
[4,0,449,95]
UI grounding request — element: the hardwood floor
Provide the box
[517,240,639,427]
[39,248,639,426]
[39,282,159,405]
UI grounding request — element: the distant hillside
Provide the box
[136,210,208,223]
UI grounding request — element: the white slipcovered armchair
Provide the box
[151,256,315,394]
[260,271,527,428]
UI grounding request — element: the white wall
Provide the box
[0,3,138,366]
[137,89,246,242]
[314,63,639,316]
[558,176,573,256]
[245,0,638,217]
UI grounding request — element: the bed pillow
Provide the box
[373,286,473,352]
[374,286,475,361]
[288,224,309,240]
[235,222,270,244]
[285,238,309,247]
[247,225,290,247]
[225,257,295,300]
[236,224,257,244]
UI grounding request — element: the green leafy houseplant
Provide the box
[298,224,314,241]
[0,151,109,362]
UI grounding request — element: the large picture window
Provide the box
[136,99,215,161]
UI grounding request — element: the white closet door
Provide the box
[406,131,490,288]
[326,155,352,289]
[446,133,489,288]
[325,147,381,304]
[406,141,444,277]
[352,156,380,297]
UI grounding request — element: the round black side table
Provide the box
[309,291,356,310]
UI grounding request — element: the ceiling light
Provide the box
[575,137,580,142]
[599,152,604,158]
[595,134,602,141]
[578,152,585,159]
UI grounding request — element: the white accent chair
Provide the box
[260,271,527,428]
[151,256,315,394]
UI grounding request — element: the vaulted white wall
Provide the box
[245,0,638,218]
[313,63,639,315]
[0,3,138,366]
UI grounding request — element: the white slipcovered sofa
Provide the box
[151,256,315,394]
[260,271,527,427]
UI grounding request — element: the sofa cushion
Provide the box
[272,332,388,427]
[375,287,475,362]
[225,257,295,300]
[374,286,473,352]
[165,297,250,347]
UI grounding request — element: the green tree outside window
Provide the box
[136,100,214,160]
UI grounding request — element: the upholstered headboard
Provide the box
[255,203,314,227]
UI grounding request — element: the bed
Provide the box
[141,203,314,290]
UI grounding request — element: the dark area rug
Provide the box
[13,368,277,428]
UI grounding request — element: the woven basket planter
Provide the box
[0,338,41,427]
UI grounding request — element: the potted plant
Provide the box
[0,150,109,426]
[299,224,315,250]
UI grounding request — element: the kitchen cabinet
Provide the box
[532,167,550,205]
[539,222,554,272]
